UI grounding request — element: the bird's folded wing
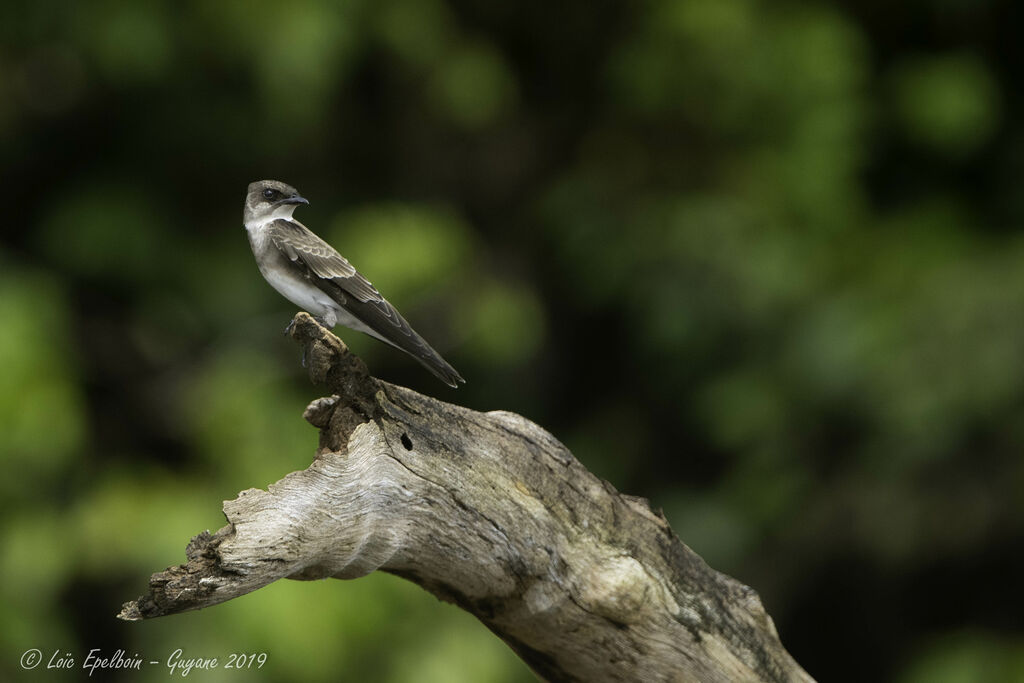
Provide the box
[266,218,382,303]
[346,296,464,386]
[265,218,464,386]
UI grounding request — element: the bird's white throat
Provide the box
[245,206,299,234]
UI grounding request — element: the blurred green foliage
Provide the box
[0,264,83,488]
[2,0,1024,681]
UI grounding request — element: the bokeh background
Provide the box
[3,0,1024,681]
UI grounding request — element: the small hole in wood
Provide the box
[400,433,413,450]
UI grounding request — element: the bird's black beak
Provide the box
[276,195,309,206]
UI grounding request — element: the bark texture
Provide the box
[120,312,813,683]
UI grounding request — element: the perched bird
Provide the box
[243,179,465,387]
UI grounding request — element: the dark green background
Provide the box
[3,0,1023,681]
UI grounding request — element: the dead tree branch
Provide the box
[119,312,813,683]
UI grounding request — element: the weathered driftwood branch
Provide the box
[120,312,812,683]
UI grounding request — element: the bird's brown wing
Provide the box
[266,219,465,387]
[266,218,382,303]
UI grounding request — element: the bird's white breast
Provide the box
[245,217,337,321]
[260,265,334,318]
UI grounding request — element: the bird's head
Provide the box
[244,180,309,224]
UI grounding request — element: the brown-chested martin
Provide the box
[243,179,464,387]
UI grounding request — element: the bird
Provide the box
[243,179,465,387]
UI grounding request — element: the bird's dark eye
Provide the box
[262,188,275,199]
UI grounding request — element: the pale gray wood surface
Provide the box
[119,313,813,683]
